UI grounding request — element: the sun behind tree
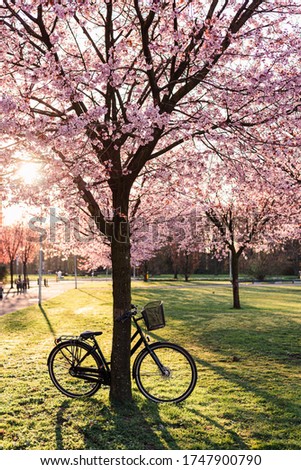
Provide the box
[17,162,41,185]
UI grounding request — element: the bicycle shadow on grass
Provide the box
[55,397,179,450]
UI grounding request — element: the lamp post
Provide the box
[74,254,78,289]
[38,234,43,306]
[229,249,232,282]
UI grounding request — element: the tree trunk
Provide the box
[10,259,14,288]
[109,188,132,403]
[143,261,149,282]
[23,261,27,281]
[184,252,189,282]
[231,250,241,309]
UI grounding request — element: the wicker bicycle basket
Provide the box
[142,301,165,331]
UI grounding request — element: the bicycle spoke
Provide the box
[48,341,103,398]
[135,343,197,403]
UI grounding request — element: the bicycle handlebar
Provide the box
[117,304,138,323]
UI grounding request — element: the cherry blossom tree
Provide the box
[19,227,39,281]
[129,173,203,280]
[1,0,301,401]
[1,224,24,288]
[201,162,299,308]
[38,207,112,272]
[144,150,300,307]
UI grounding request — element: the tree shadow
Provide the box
[77,288,106,302]
[4,287,13,298]
[53,391,252,450]
[54,396,180,450]
[55,400,70,450]
[195,356,301,417]
[188,408,249,449]
[39,304,56,339]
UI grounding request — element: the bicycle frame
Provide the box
[130,315,148,355]
[75,314,166,384]
[130,316,167,375]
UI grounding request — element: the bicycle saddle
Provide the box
[80,330,103,339]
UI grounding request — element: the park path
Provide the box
[0,279,102,317]
[0,278,230,317]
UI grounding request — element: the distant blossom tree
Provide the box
[150,153,300,307]
[202,164,299,308]
[1,224,24,288]
[19,227,39,282]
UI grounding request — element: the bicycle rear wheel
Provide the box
[134,342,197,403]
[48,340,103,398]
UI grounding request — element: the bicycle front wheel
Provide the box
[134,342,197,403]
[48,340,103,398]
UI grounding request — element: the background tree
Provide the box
[19,227,39,282]
[0,264,7,283]
[152,151,300,307]
[203,164,299,308]
[1,224,24,288]
[1,0,300,401]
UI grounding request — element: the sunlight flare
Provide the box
[17,162,40,184]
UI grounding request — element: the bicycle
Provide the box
[47,301,197,403]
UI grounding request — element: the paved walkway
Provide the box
[0,279,93,317]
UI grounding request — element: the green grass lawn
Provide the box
[0,281,300,450]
